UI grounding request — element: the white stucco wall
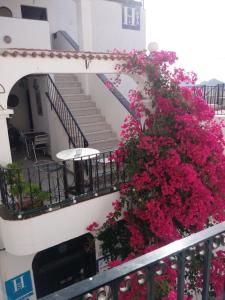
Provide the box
[77,0,146,115]
[0,0,79,43]
[89,74,128,138]
[90,0,146,52]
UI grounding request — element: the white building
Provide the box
[0,1,146,299]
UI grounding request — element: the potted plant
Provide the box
[6,163,50,211]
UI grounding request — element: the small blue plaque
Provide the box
[5,270,33,300]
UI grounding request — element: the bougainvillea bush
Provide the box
[87,50,225,299]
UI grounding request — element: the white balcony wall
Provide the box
[0,192,119,256]
[0,0,79,44]
[0,17,51,49]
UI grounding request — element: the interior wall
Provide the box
[27,76,50,135]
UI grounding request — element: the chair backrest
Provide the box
[34,134,49,146]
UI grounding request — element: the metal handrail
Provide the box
[54,30,135,116]
[40,221,225,299]
[46,75,88,148]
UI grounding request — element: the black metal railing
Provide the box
[191,84,225,115]
[53,31,134,116]
[46,75,88,148]
[0,152,126,219]
[40,221,225,300]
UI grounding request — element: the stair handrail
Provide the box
[53,30,135,117]
[46,75,88,148]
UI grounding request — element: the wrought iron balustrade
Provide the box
[40,221,225,300]
[0,151,126,219]
[46,75,88,148]
[191,84,225,115]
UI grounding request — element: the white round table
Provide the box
[56,148,100,161]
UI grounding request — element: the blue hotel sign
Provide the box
[122,5,140,30]
[5,271,33,300]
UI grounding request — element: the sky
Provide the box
[145,0,225,83]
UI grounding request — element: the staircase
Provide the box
[53,74,119,152]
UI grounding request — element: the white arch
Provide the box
[0,49,147,165]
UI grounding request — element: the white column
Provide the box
[0,110,13,166]
[76,0,93,51]
[76,0,94,94]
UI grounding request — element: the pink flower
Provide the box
[86,222,99,232]
[104,80,113,90]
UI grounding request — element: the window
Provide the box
[21,5,47,21]
[0,7,13,17]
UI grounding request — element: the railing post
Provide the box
[147,265,155,300]
[177,251,185,300]
[62,161,69,200]
[202,239,213,300]
[110,279,119,300]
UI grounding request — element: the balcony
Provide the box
[0,151,124,255]
[0,151,125,220]
[0,16,51,49]
[40,221,225,300]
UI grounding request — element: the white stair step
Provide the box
[66,100,96,109]
[71,107,99,116]
[76,114,105,124]
[86,130,115,142]
[63,94,91,101]
[54,74,77,80]
[55,81,81,88]
[90,138,119,151]
[59,87,83,94]
[81,122,111,133]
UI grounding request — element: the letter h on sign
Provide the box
[13,275,25,292]
[122,5,140,30]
